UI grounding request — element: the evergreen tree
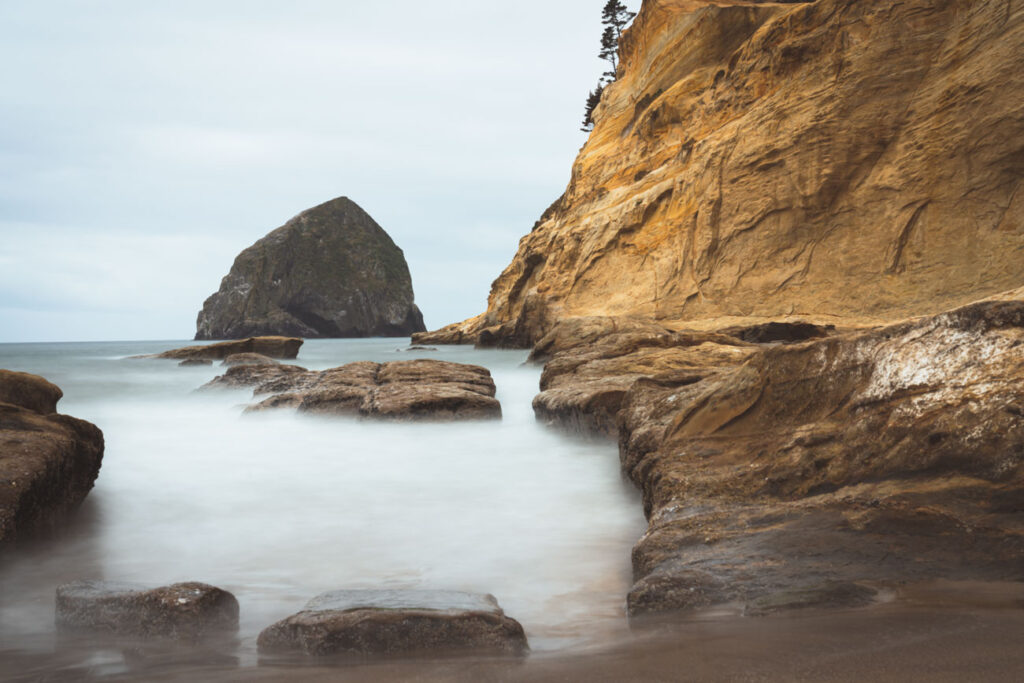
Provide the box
[581,1,637,132]
[580,82,605,132]
[602,0,636,42]
[599,26,619,81]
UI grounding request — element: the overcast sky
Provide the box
[0,1,638,343]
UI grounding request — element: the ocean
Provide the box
[0,339,645,675]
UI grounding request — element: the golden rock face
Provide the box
[445,0,1024,346]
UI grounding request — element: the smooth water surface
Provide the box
[0,339,645,673]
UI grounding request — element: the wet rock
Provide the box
[56,580,239,641]
[530,318,753,436]
[178,359,213,367]
[221,359,501,421]
[195,197,425,340]
[0,369,63,415]
[401,346,438,353]
[744,582,878,616]
[221,353,279,367]
[533,297,1024,618]
[257,590,528,657]
[200,364,310,393]
[143,337,303,361]
[0,371,104,543]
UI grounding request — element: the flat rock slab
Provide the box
[257,589,528,657]
[56,581,239,641]
[206,359,501,421]
[140,336,303,361]
[0,371,104,544]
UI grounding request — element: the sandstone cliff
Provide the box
[197,197,425,340]
[419,0,1024,347]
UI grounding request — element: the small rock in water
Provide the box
[257,589,528,657]
[140,336,303,361]
[214,359,501,421]
[56,580,239,642]
[178,359,213,367]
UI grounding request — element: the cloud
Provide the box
[0,0,638,341]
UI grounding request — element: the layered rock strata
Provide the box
[257,590,528,657]
[56,581,239,641]
[534,296,1024,616]
[147,337,303,361]
[196,197,425,340]
[0,371,104,544]
[204,359,501,421]
[416,0,1024,347]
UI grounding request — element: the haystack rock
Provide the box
[416,0,1024,347]
[196,197,425,340]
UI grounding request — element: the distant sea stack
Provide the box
[196,197,425,340]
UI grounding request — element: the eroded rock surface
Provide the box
[221,353,279,367]
[0,371,104,544]
[534,299,1024,616]
[257,590,528,657]
[205,359,501,421]
[56,581,239,641]
[531,317,754,436]
[146,337,303,361]
[418,0,1024,348]
[196,197,425,340]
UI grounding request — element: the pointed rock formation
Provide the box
[196,197,425,340]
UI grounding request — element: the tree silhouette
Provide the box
[581,1,637,132]
[580,83,606,132]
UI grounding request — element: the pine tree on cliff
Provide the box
[581,83,605,132]
[581,1,637,132]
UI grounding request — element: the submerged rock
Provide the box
[195,197,425,340]
[178,359,213,367]
[209,359,501,421]
[145,337,303,361]
[257,589,528,657]
[532,296,1024,617]
[56,580,239,641]
[0,370,104,544]
[201,363,310,393]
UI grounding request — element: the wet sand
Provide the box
[6,582,1024,682]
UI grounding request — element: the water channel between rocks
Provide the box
[0,339,646,673]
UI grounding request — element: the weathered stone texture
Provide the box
[196,197,425,340]
[421,0,1024,347]
[0,371,104,544]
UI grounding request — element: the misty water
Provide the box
[0,339,645,673]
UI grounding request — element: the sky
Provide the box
[0,1,638,343]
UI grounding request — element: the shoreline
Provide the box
[6,582,1018,682]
